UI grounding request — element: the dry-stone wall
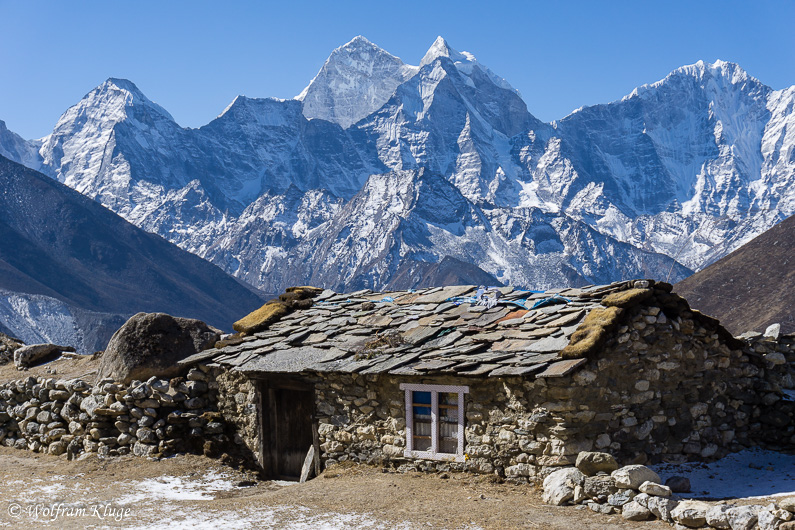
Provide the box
[0,365,229,459]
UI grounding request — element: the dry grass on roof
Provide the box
[602,288,654,308]
[559,306,625,360]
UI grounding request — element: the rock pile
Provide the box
[541,451,795,529]
[0,366,227,459]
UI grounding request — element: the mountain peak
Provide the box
[103,77,144,95]
[678,59,750,82]
[621,60,765,104]
[419,36,518,95]
[343,35,377,49]
[297,36,418,128]
[83,77,175,122]
[420,36,466,67]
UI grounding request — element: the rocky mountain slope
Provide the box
[675,213,795,335]
[0,155,266,353]
[3,37,793,294]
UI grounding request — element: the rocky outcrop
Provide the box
[0,332,23,365]
[97,313,219,384]
[13,343,74,369]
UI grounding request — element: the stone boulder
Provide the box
[706,504,733,529]
[583,475,618,501]
[13,343,74,369]
[622,500,653,521]
[611,465,661,490]
[542,467,585,506]
[726,505,764,530]
[639,481,671,497]
[96,313,219,384]
[575,451,619,476]
[671,500,710,528]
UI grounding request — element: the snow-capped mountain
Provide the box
[4,37,794,295]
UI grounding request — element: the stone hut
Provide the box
[180,280,795,481]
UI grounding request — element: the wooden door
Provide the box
[262,384,315,480]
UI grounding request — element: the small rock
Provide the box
[48,441,67,456]
[766,352,787,365]
[622,500,653,521]
[572,484,587,504]
[671,500,710,528]
[706,504,733,529]
[665,475,691,493]
[639,481,672,497]
[132,441,158,457]
[764,323,781,340]
[542,467,585,506]
[607,489,635,506]
[583,475,618,500]
[779,497,795,513]
[647,496,679,522]
[575,451,619,476]
[758,509,782,530]
[611,465,661,490]
[727,505,764,530]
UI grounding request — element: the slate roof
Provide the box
[181,281,649,379]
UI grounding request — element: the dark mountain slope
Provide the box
[675,214,795,335]
[0,155,266,350]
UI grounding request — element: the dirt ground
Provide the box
[0,353,99,382]
[0,446,673,529]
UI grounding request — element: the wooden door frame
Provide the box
[254,375,321,479]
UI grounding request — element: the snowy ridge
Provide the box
[0,289,125,354]
[1,42,793,295]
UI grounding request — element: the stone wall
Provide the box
[214,369,260,466]
[0,365,228,459]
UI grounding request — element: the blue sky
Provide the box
[1,0,793,139]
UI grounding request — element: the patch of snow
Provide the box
[651,449,795,499]
[116,472,238,503]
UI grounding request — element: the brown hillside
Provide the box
[675,214,795,335]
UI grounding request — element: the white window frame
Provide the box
[400,383,469,462]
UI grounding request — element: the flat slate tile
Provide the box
[487,365,546,377]
[526,336,570,353]
[402,325,438,345]
[411,359,459,371]
[536,358,588,378]
[456,363,501,376]
[546,310,584,328]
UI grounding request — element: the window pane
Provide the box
[438,392,458,454]
[413,391,432,451]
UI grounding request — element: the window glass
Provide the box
[438,392,458,454]
[412,391,432,451]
